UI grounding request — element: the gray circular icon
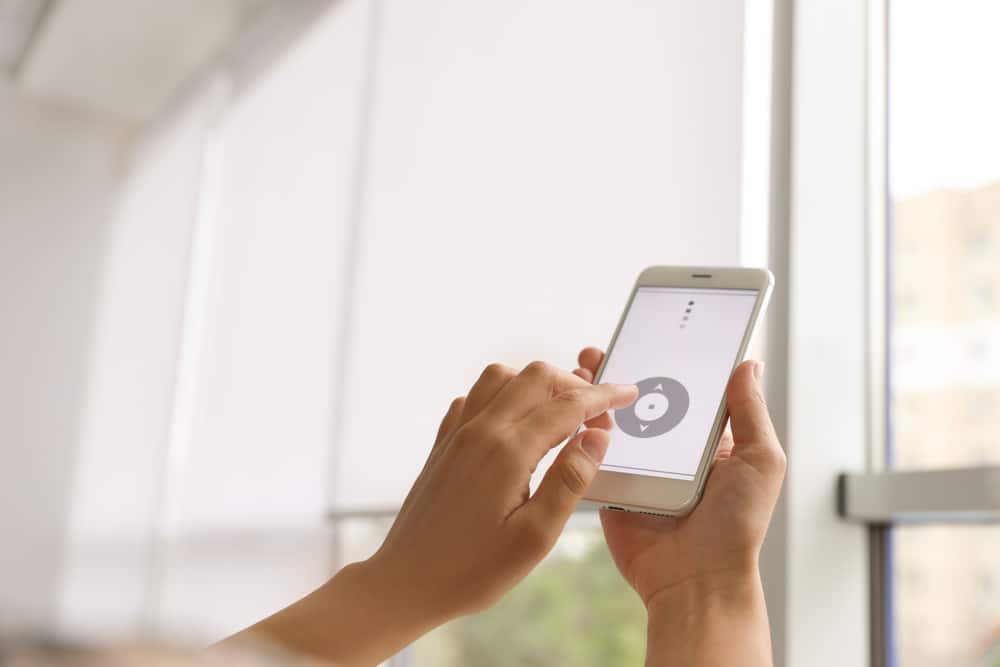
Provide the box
[614,376,690,438]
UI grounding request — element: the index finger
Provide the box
[513,383,637,460]
[485,360,591,421]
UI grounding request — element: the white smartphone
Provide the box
[584,266,774,516]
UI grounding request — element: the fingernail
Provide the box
[580,432,609,463]
[753,361,765,381]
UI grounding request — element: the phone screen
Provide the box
[598,286,760,480]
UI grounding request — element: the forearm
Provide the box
[221,558,447,667]
[644,569,772,667]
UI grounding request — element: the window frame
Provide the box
[759,0,880,665]
[833,2,1000,667]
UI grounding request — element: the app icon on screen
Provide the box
[614,376,690,438]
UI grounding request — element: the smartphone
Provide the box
[583,266,774,516]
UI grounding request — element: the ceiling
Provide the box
[0,0,283,124]
[0,0,50,76]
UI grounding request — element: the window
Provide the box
[887,2,1000,666]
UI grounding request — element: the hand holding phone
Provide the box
[576,349,785,667]
[584,266,775,515]
[576,348,784,597]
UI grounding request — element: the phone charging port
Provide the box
[605,505,626,512]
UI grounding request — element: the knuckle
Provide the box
[450,396,466,411]
[553,389,587,418]
[481,363,513,383]
[558,454,591,495]
[555,388,584,404]
[523,360,554,379]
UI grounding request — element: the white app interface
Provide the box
[599,287,759,480]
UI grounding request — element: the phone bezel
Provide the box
[583,266,774,516]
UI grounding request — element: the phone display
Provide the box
[597,286,760,481]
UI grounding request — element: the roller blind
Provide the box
[334,0,746,509]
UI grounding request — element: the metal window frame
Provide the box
[840,467,1000,525]
[864,1,892,665]
[840,0,1000,524]
[841,2,1000,667]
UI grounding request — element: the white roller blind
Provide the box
[172,1,369,533]
[56,86,215,637]
[335,0,746,509]
[156,1,371,639]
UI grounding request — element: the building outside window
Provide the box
[888,2,1000,665]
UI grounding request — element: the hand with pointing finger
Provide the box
[375,360,636,618]
[235,360,637,666]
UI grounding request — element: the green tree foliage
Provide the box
[415,532,646,666]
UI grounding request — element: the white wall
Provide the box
[0,85,127,630]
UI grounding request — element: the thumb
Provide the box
[727,360,784,476]
[516,428,609,541]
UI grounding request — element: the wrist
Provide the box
[644,566,772,667]
[645,564,762,620]
[246,558,448,667]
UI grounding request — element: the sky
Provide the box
[890,0,1000,199]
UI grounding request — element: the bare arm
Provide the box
[219,361,636,666]
[222,559,446,667]
[644,570,771,667]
